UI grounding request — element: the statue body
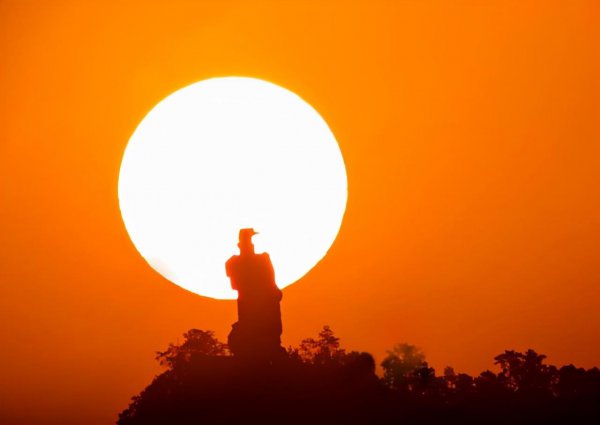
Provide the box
[226,229,283,359]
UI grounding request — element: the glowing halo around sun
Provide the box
[118,77,347,299]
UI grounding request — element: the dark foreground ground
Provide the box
[117,329,600,425]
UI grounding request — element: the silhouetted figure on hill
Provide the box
[226,228,283,360]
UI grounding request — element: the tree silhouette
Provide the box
[474,369,509,398]
[155,329,228,369]
[296,325,346,365]
[380,342,427,392]
[494,349,557,396]
[557,364,600,400]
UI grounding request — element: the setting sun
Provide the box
[118,77,347,299]
[2,2,599,424]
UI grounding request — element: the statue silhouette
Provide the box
[226,228,284,360]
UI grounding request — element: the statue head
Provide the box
[238,228,258,255]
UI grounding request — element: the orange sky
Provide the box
[1,1,599,424]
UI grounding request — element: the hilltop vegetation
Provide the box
[118,327,600,425]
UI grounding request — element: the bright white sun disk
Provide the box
[118,77,347,299]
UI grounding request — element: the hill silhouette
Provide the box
[117,327,600,425]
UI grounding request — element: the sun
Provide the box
[118,77,347,299]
